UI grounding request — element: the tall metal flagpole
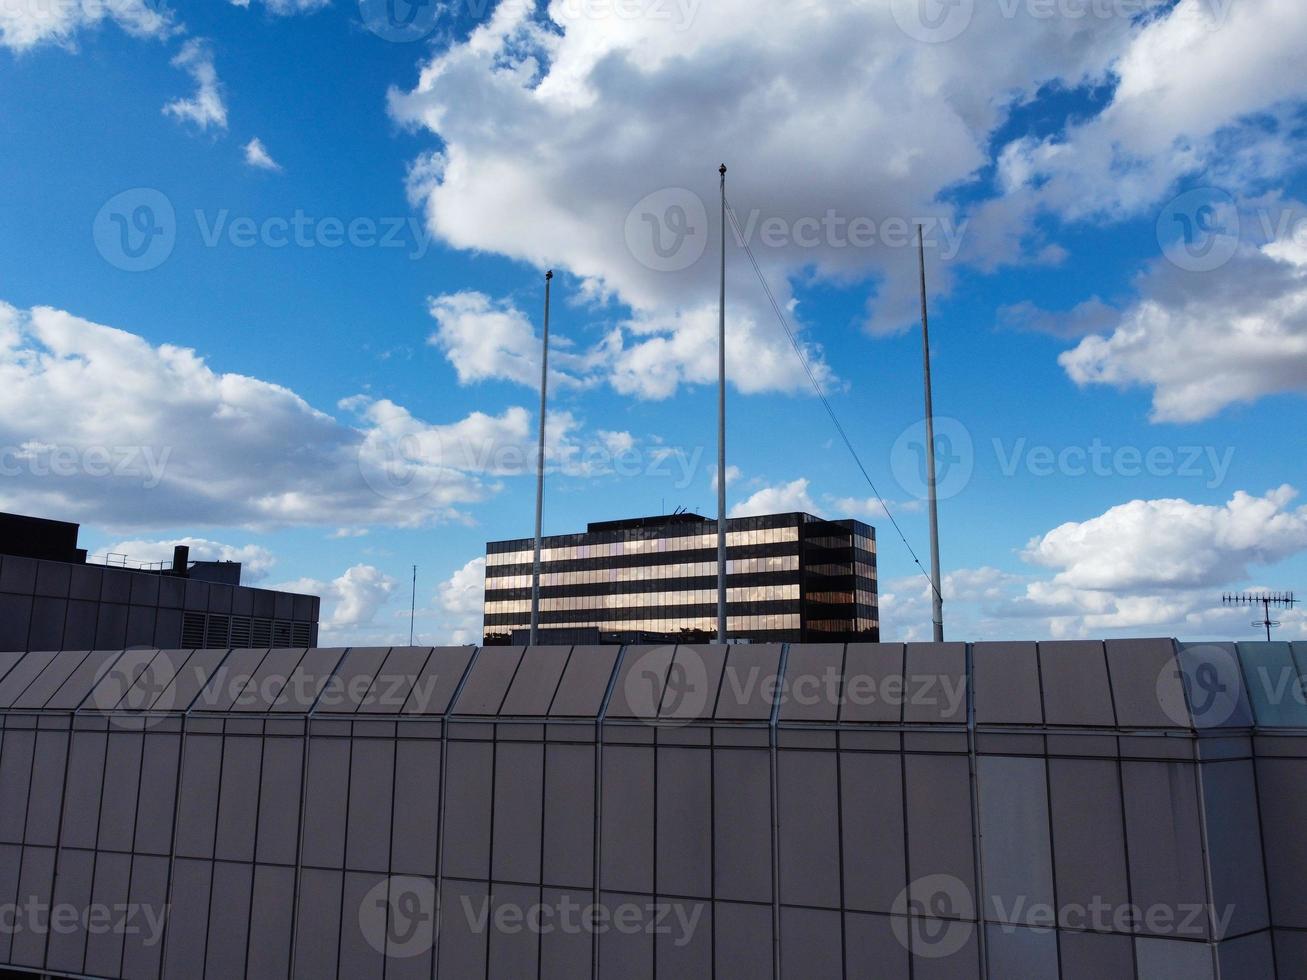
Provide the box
[530,270,553,646]
[717,165,728,644]
[917,227,945,642]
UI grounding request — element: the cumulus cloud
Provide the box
[0,300,610,531]
[0,0,175,52]
[164,39,227,131]
[729,478,820,518]
[102,536,277,581]
[274,565,397,637]
[229,0,329,13]
[435,556,487,645]
[243,137,282,172]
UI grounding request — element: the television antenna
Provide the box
[1223,592,1297,641]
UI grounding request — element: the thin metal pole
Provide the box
[530,270,553,646]
[717,164,728,644]
[918,226,945,643]
[409,564,417,645]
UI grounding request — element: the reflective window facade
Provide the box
[483,512,878,644]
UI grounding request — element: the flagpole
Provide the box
[530,270,553,646]
[717,164,728,645]
[917,227,944,642]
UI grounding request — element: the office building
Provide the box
[483,511,877,644]
[0,511,319,652]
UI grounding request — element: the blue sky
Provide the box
[1,0,1305,644]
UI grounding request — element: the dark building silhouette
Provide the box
[483,511,878,644]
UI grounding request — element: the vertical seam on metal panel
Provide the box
[1100,641,1141,978]
[768,643,789,980]
[238,710,272,980]
[592,644,629,980]
[536,646,575,980]
[965,643,988,979]
[381,681,402,980]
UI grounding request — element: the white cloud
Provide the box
[427,291,554,389]
[435,556,486,645]
[710,464,741,493]
[0,300,597,531]
[729,478,819,518]
[243,137,282,172]
[274,565,396,637]
[164,39,227,131]
[1059,234,1307,422]
[229,0,330,12]
[0,0,175,52]
[102,536,277,581]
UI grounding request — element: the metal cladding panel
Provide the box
[1238,642,1307,728]
[1218,931,1277,979]
[1255,757,1307,928]
[9,845,56,967]
[0,650,58,707]
[1276,931,1307,977]
[272,646,348,712]
[597,892,653,980]
[840,643,905,724]
[1122,760,1210,940]
[905,753,977,898]
[715,644,783,721]
[778,644,844,722]
[437,879,489,980]
[778,749,841,909]
[488,882,541,979]
[492,740,545,884]
[230,647,309,711]
[1293,641,1307,685]
[500,645,572,716]
[600,744,655,895]
[659,645,727,722]
[155,649,230,713]
[100,568,131,604]
[24,729,69,846]
[28,596,67,651]
[161,859,212,979]
[122,854,169,980]
[656,900,711,979]
[841,752,906,914]
[61,730,108,848]
[910,924,981,980]
[606,646,673,720]
[985,924,1059,978]
[338,871,386,980]
[35,560,71,598]
[215,735,263,862]
[11,648,92,708]
[205,861,254,980]
[453,645,525,716]
[0,556,36,592]
[45,847,95,974]
[83,850,131,978]
[383,876,438,980]
[714,902,773,980]
[656,745,712,899]
[246,864,296,980]
[70,564,103,601]
[0,595,32,651]
[256,735,305,866]
[401,646,476,716]
[195,648,272,712]
[65,601,99,649]
[0,729,34,842]
[1178,642,1253,730]
[1201,760,1270,937]
[441,739,495,880]
[902,643,967,725]
[548,645,620,718]
[292,868,343,980]
[133,733,181,855]
[0,650,23,685]
[110,649,190,712]
[301,736,351,869]
[0,844,17,961]
[313,646,392,714]
[540,887,594,980]
[1134,937,1216,980]
[1039,640,1117,727]
[346,736,395,873]
[1107,637,1185,728]
[972,642,1043,726]
[543,742,595,889]
[1058,929,1135,980]
[977,755,1055,925]
[80,648,161,712]
[95,604,129,649]
[781,906,844,980]
[713,749,772,904]
[125,606,157,649]
[390,738,442,877]
[844,913,910,980]
[1047,758,1131,916]
[355,646,431,714]
[97,731,144,853]
[173,734,223,859]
